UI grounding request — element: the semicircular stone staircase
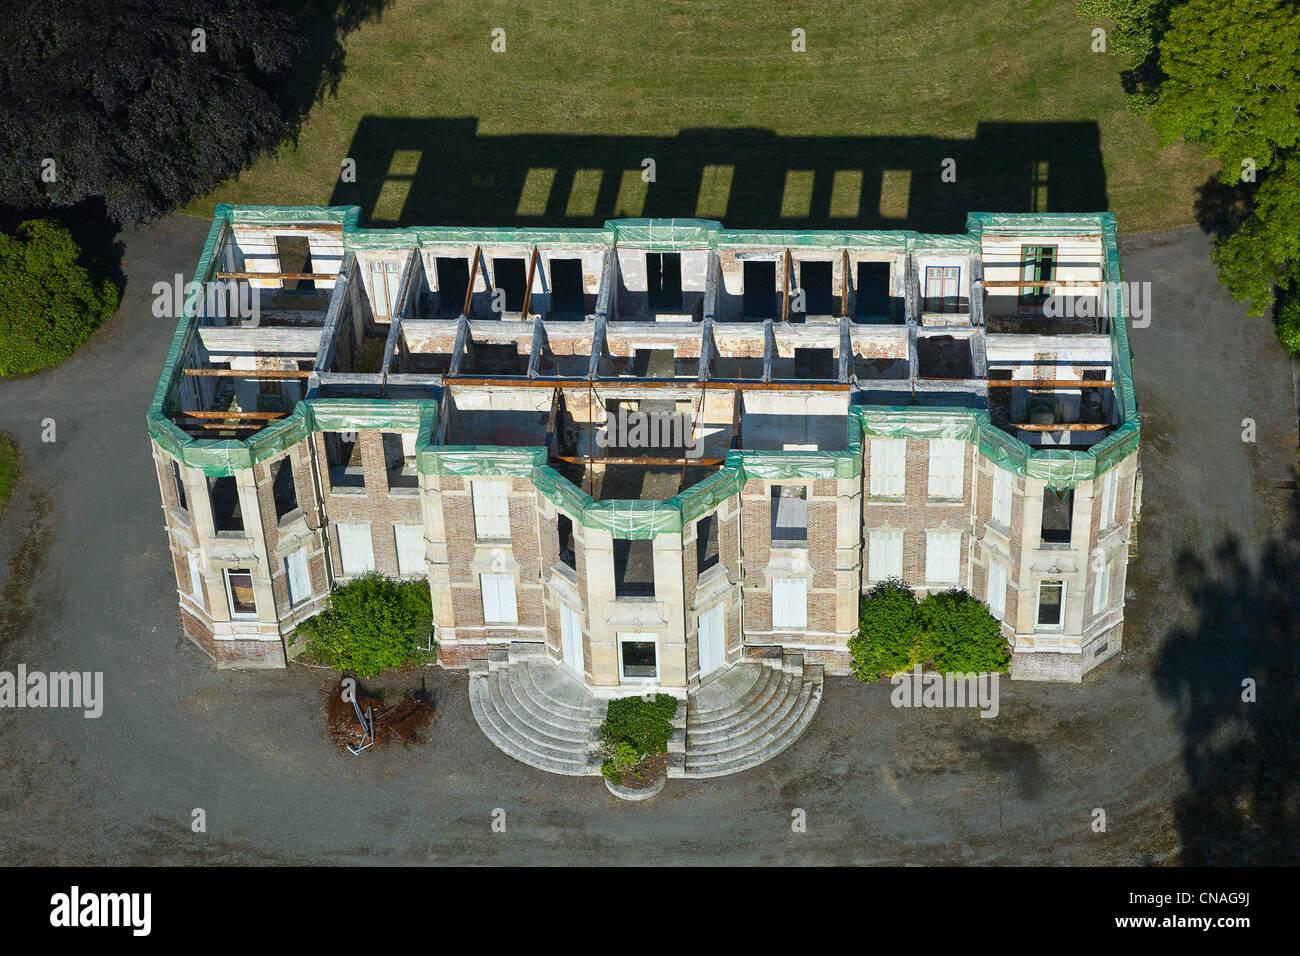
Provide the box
[468,643,822,779]
[684,649,824,778]
[468,644,600,776]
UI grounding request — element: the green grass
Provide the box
[0,435,18,523]
[189,0,1216,233]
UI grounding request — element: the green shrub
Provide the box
[0,220,120,375]
[290,573,432,678]
[1274,286,1300,356]
[598,694,676,783]
[849,579,923,681]
[919,589,1011,676]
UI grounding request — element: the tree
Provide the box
[1148,0,1300,184]
[1210,152,1300,322]
[850,580,923,681]
[292,574,432,678]
[1082,0,1300,336]
[0,219,120,375]
[918,589,1011,676]
[0,1,307,224]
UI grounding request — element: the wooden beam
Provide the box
[840,250,849,318]
[986,379,1113,388]
[214,272,337,281]
[180,423,267,432]
[464,247,482,317]
[521,246,538,318]
[782,248,792,322]
[1009,422,1110,431]
[178,410,288,420]
[183,369,312,378]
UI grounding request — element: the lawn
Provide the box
[190,0,1216,234]
[0,434,17,523]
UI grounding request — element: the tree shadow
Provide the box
[1193,172,1258,239]
[1154,490,1300,864]
[329,118,1107,232]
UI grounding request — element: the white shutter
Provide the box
[188,551,204,609]
[560,604,584,676]
[992,467,1013,527]
[986,556,1007,620]
[927,439,965,499]
[480,572,518,624]
[285,548,311,606]
[925,530,961,585]
[868,528,904,582]
[394,524,425,575]
[472,479,511,539]
[869,439,906,498]
[698,604,725,677]
[1100,470,1117,529]
[338,522,375,575]
[772,577,807,629]
[1093,559,1110,613]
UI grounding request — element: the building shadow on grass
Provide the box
[1154,489,1300,864]
[329,118,1107,232]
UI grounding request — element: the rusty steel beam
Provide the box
[178,410,288,420]
[521,246,538,318]
[1009,422,1110,431]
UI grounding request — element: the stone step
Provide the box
[507,641,546,663]
[781,651,804,675]
[685,666,767,721]
[688,664,780,725]
[687,671,796,745]
[468,658,490,678]
[516,662,593,719]
[488,647,510,672]
[688,667,787,735]
[468,678,590,776]
[503,666,591,736]
[688,676,809,755]
[489,674,593,755]
[477,680,591,764]
[685,683,821,777]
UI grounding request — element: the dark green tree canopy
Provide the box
[0,0,378,224]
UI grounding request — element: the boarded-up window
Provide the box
[480,572,518,624]
[187,551,204,609]
[772,577,807,629]
[285,548,311,606]
[1093,559,1111,614]
[992,467,1013,526]
[1100,470,1117,528]
[925,530,961,585]
[869,438,906,498]
[338,522,375,575]
[868,529,904,582]
[471,479,511,539]
[987,556,1007,621]
[394,524,424,575]
[927,439,965,499]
